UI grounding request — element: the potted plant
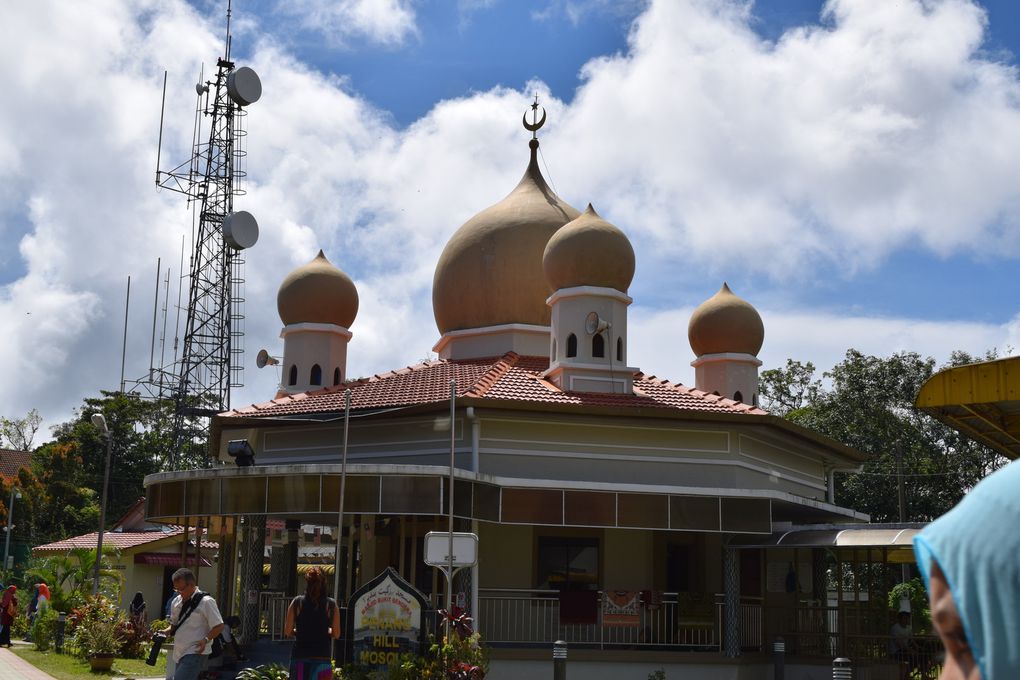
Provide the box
[67,595,124,670]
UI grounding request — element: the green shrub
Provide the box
[10,611,28,639]
[31,606,58,652]
[888,578,931,632]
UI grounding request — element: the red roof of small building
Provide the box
[33,528,217,554]
[223,352,766,419]
[0,449,31,480]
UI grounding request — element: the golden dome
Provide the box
[542,204,635,293]
[433,140,580,333]
[688,283,764,356]
[277,250,359,327]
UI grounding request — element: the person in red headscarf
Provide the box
[0,585,18,647]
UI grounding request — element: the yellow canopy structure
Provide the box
[915,355,1020,460]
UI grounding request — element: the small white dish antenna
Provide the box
[585,311,610,335]
[195,82,209,96]
[222,211,259,250]
[227,66,262,106]
[256,349,280,369]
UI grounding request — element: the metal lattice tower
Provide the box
[151,3,262,468]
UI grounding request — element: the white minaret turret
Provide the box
[688,283,764,405]
[276,250,359,395]
[541,204,639,394]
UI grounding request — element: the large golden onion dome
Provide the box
[688,283,764,356]
[543,204,635,293]
[277,250,359,328]
[432,138,580,333]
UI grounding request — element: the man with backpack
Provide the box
[167,568,224,680]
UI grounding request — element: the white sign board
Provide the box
[424,531,478,568]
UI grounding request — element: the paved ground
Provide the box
[0,643,164,680]
[0,645,58,680]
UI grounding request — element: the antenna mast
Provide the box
[139,1,263,469]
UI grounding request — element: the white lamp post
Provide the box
[91,413,114,596]
[2,487,22,572]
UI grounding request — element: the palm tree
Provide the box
[25,546,120,611]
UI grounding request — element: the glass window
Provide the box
[734,390,743,403]
[592,334,605,358]
[537,537,599,591]
[616,337,623,361]
[310,364,322,386]
[333,367,341,385]
[289,365,298,386]
[566,334,577,358]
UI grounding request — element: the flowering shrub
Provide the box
[116,618,151,658]
[67,595,125,659]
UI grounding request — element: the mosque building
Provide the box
[143,110,888,679]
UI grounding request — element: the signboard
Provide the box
[423,531,478,568]
[349,567,430,673]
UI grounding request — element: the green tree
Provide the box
[22,442,100,545]
[49,392,206,525]
[760,349,1007,522]
[0,408,41,451]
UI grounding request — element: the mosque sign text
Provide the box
[348,567,430,673]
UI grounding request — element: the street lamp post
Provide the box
[91,413,114,596]
[2,487,22,572]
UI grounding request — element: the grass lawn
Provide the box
[12,647,167,679]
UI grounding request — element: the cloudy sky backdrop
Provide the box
[3,0,1020,438]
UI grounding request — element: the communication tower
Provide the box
[151,1,262,467]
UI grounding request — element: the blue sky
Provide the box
[199,0,1020,323]
[3,0,1020,432]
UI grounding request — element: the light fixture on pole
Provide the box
[2,487,22,572]
[91,413,114,596]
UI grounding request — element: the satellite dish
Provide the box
[222,211,259,250]
[227,66,262,106]
[256,349,279,368]
[195,82,209,96]
[585,311,610,335]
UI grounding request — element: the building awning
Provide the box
[134,552,213,567]
[916,355,1020,460]
[144,464,867,533]
[731,524,925,563]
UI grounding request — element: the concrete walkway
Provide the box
[0,643,164,680]
[0,645,58,680]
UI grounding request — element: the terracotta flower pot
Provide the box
[89,653,116,671]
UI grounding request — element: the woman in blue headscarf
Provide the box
[913,459,1020,680]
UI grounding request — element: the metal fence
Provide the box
[477,590,763,650]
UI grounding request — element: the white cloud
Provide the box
[274,0,418,48]
[557,0,1020,277]
[3,0,1020,440]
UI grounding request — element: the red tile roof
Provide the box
[223,352,766,419]
[33,528,217,554]
[0,449,31,479]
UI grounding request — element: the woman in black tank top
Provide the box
[284,567,341,680]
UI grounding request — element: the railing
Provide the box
[258,591,290,640]
[477,591,942,673]
[478,590,763,650]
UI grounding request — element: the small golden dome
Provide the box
[688,283,764,356]
[433,141,580,333]
[277,250,359,327]
[542,204,635,293]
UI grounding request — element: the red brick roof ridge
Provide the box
[462,352,520,398]
[225,358,441,415]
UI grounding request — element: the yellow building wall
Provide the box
[478,524,533,589]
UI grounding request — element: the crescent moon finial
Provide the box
[523,93,546,139]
